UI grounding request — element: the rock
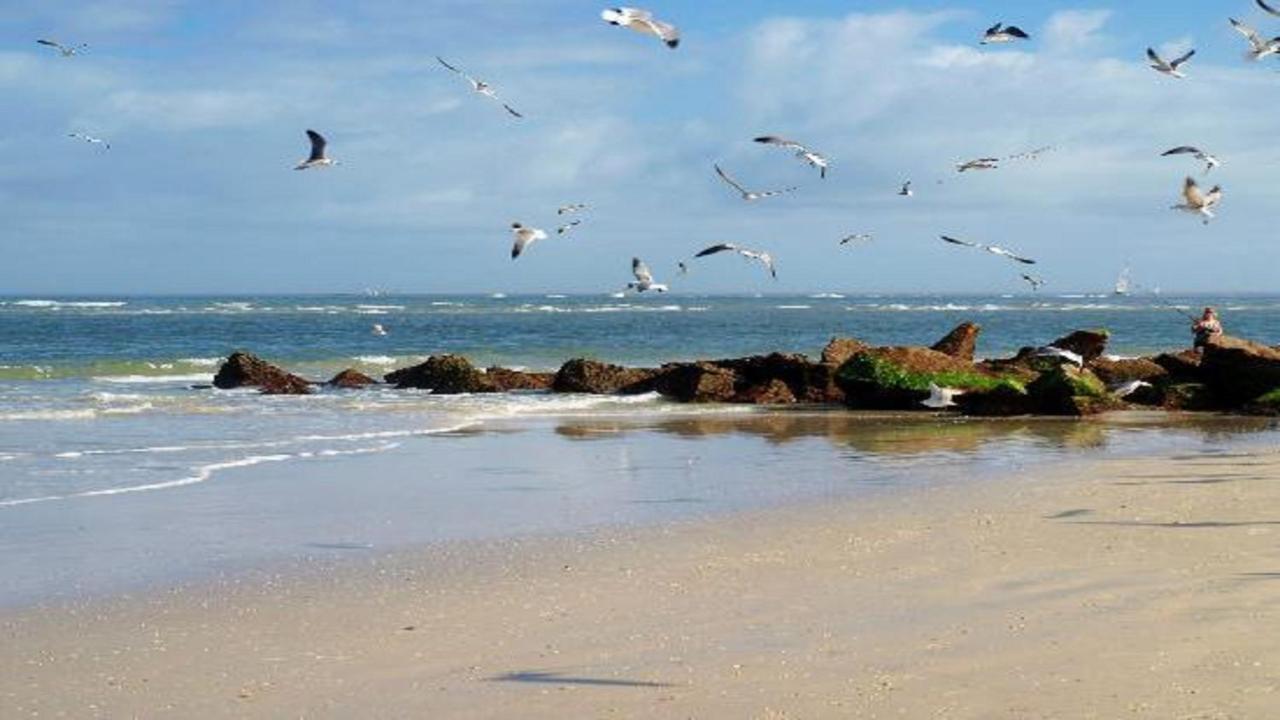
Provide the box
[1049,329,1110,364]
[654,363,738,403]
[734,379,797,405]
[1026,365,1114,416]
[955,383,1034,417]
[713,353,840,403]
[484,367,555,391]
[931,322,981,361]
[327,368,378,388]
[1153,350,1203,381]
[1162,383,1217,411]
[1199,335,1280,407]
[1244,388,1280,416]
[835,346,1002,410]
[385,355,495,394]
[552,359,657,395]
[820,337,869,367]
[213,352,312,395]
[1090,357,1167,386]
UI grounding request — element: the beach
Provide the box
[4,414,1280,718]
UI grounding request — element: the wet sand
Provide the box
[4,438,1280,718]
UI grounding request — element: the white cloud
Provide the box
[1042,10,1113,53]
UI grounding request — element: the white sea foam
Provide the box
[357,304,405,311]
[8,300,127,309]
[776,305,812,310]
[809,293,845,299]
[92,373,212,384]
[0,409,98,421]
[354,355,399,365]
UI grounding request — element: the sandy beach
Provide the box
[5,434,1280,718]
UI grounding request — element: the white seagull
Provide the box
[957,157,1000,172]
[294,130,337,170]
[1110,380,1153,399]
[628,258,669,293]
[898,181,913,197]
[1229,18,1280,61]
[940,236,1036,265]
[1021,274,1046,291]
[980,22,1030,45]
[436,56,523,118]
[1162,146,1220,174]
[922,383,964,409]
[556,219,583,235]
[36,39,87,57]
[1171,176,1222,224]
[713,164,797,202]
[601,8,680,48]
[557,203,587,215]
[1260,0,1280,17]
[840,233,874,246]
[694,243,777,279]
[753,136,829,178]
[510,223,549,259]
[68,133,110,150]
[1147,47,1195,78]
[1033,346,1085,368]
[371,324,388,337]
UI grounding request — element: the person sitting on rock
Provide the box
[1192,307,1223,350]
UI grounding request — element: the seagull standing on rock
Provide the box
[294,130,337,170]
[1147,47,1195,78]
[601,8,680,48]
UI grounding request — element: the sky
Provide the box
[2,0,1279,295]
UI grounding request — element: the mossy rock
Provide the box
[836,350,1021,410]
[1162,383,1219,411]
[956,382,1034,417]
[1026,366,1109,415]
[1244,388,1280,416]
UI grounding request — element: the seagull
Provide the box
[1147,47,1195,78]
[1171,176,1222,224]
[556,220,583,235]
[436,56,523,118]
[713,164,797,202]
[36,39,86,57]
[1033,346,1085,368]
[371,324,388,337]
[922,383,964,409]
[627,257,669,293]
[557,203,587,215]
[940,236,1036,265]
[1110,380,1153,399]
[67,133,110,150]
[957,157,1000,172]
[840,233,874,246]
[981,22,1030,45]
[1229,18,1280,61]
[294,130,337,170]
[694,243,777,279]
[753,136,829,178]
[898,181,913,197]
[510,223,548,259]
[1021,274,1046,291]
[601,8,680,48]
[1260,0,1280,17]
[1162,146,1220,174]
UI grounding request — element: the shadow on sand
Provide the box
[487,671,673,688]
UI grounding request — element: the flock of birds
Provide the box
[35,2,1280,298]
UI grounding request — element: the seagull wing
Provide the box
[986,246,1037,264]
[37,39,65,51]
[501,103,523,118]
[1183,176,1205,207]
[1203,185,1223,209]
[695,243,738,258]
[1005,26,1030,39]
[1230,18,1265,51]
[305,130,327,162]
[1146,47,1165,66]
[1162,146,1200,157]
[713,164,750,195]
[1171,49,1196,68]
[941,235,979,248]
[645,18,680,48]
[436,56,464,75]
[633,257,655,284]
[754,135,804,151]
[753,252,777,279]
[1260,0,1280,16]
[985,22,1003,35]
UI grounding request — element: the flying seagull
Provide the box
[753,136,829,178]
[922,383,964,409]
[371,324,388,337]
[713,164,797,202]
[601,8,680,48]
[68,133,109,150]
[957,157,1000,172]
[940,236,1036,265]
[1171,176,1222,224]
[1260,0,1280,17]
[1162,146,1220,174]
[1147,47,1195,78]
[840,233,873,246]
[436,56,523,118]
[36,39,86,57]
[556,219,583,235]
[628,257,669,292]
[981,22,1030,45]
[1110,380,1153,399]
[557,203,587,215]
[694,243,777,279]
[295,130,337,170]
[898,181,913,197]
[1021,274,1045,291]
[1033,346,1085,368]
[510,223,548,259]
[1229,18,1280,61]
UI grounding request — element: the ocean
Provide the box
[2,293,1278,606]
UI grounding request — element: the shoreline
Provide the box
[5,441,1280,717]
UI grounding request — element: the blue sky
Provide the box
[2,1,1279,294]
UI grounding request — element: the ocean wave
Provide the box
[353,355,400,365]
[357,304,406,311]
[776,305,812,310]
[4,300,127,309]
[809,293,845,299]
[92,373,212,384]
